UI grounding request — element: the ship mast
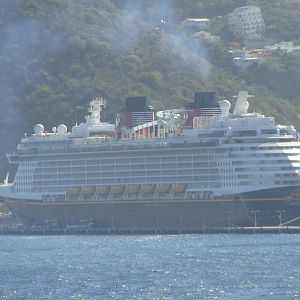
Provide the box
[85,97,106,125]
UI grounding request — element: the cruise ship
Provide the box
[1,91,300,233]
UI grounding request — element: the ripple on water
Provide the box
[0,234,300,299]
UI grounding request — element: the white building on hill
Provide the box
[228,6,265,47]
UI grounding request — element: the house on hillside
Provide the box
[264,42,300,54]
[183,18,211,31]
[193,31,220,43]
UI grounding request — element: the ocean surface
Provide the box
[0,234,300,300]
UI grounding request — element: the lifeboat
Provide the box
[126,185,141,194]
[67,186,82,196]
[97,185,111,194]
[173,183,188,193]
[141,184,156,193]
[157,184,172,193]
[111,185,126,194]
[82,186,96,195]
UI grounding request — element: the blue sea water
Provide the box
[0,234,300,299]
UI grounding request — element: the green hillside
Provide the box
[1,0,300,176]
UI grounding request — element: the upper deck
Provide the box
[8,91,299,164]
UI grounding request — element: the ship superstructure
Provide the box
[1,91,300,232]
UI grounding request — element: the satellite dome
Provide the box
[57,124,68,134]
[34,124,44,136]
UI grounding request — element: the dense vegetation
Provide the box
[0,0,300,177]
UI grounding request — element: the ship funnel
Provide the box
[233,91,253,116]
[125,96,147,112]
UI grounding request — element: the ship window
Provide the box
[162,156,175,163]
[194,175,209,181]
[134,177,145,183]
[116,158,127,164]
[162,170,175,175]
[209,162,217,167]
[235,168,246,172]
[72,160,85,166]
[178,176,192,181]
[280,129,288,135]
[73,179,85,184]
[59,180,72,185]
[177,156,192,162]
[44,180,57,186]
[58,167,72,172]
[133,157,145,163]
[162,176,177,183]
[193,155,209,161]
[240,181,249,186]
[86,159,100,165]
[102,171,115,178]
[132,171,146,176]
[101,165,113,171]
[131,164,146,170]
[44,174,57,179]
[86,166,99,172]
[102,178,116,184]
[72,173,86,179]
[146,163,161,169]
[238,174,249,179]
[147,177,159,183]
[261,129,277,135]
[162,162,175,169]
[87,172,101,178]
[72,166,85,172]
[232,130,257,137]
[116,171,129,177]
[146,157,158,163]
[232,161,243,165]
[58,161,71,166]
[178,162,192,168]
[194,162,209,168]
[147,170,160,176]
[87,179,99,184]
[116,164,129,171]
[116,178,129,184]
[178,169,190,175]
[101,159,114,165]
[43,167,57,173]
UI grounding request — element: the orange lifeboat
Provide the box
[141,184,156,193]
[126,185,141,194]
[82,186,96,195]
[173,183,188,193]
[97,185,111,194]
[67,186,82,196]
[111,185,126,194]
[157,184,172,193]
